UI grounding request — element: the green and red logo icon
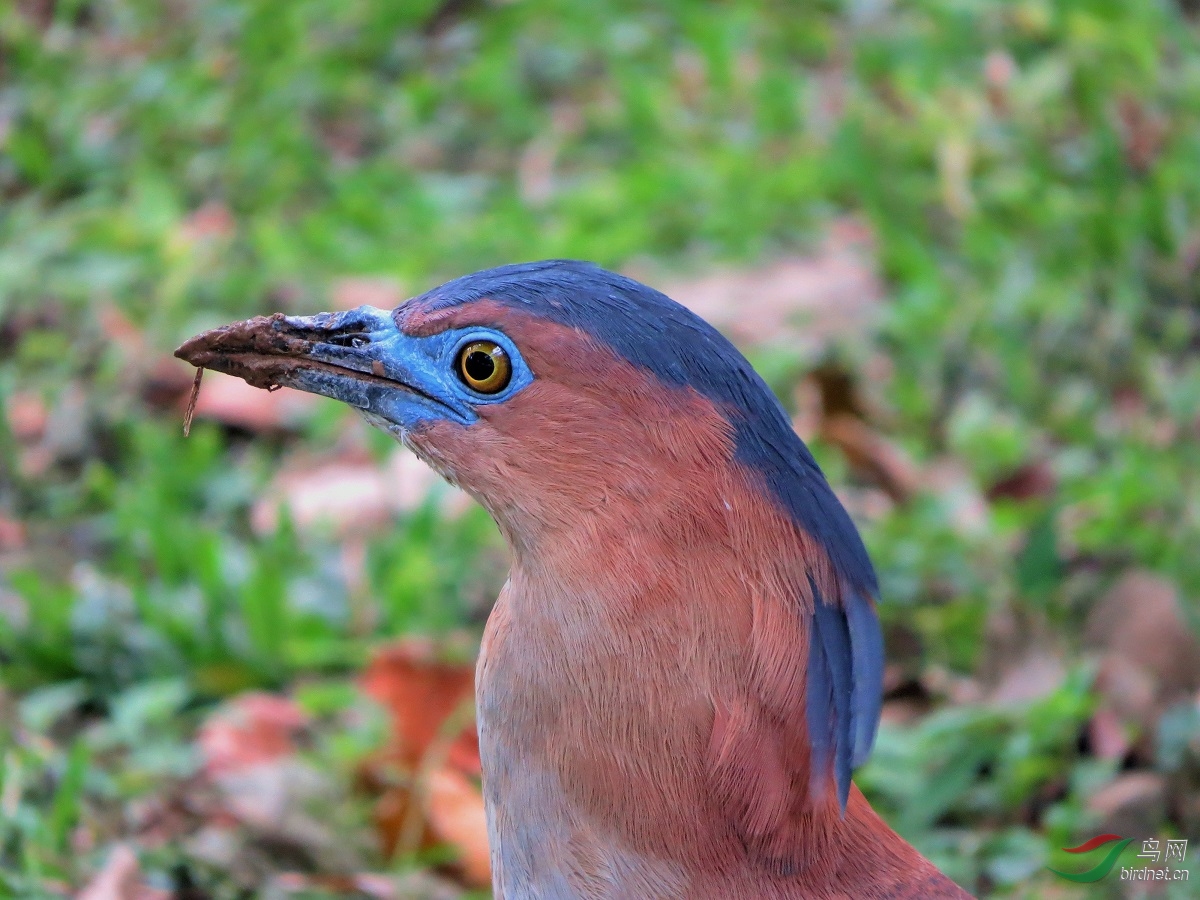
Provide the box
[1049,834,1133,883]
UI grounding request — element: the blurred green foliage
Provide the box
[1,0,1198,896]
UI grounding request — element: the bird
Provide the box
[176,260,973,899]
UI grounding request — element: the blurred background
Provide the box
[1,0,1199,897]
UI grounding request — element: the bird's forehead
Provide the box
[396,295,617,370]
[396,295,538,339]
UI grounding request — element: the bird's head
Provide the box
[177,262,858,565]
[177,259,884,809]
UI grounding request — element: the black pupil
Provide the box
[465,349,496,382]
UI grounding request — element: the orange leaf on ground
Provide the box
[641,218,882,353]
[1088,707,1131,762]
[359,639,488,886]
[6,391,48,442]
[1085,571,1200,765]
[198,692,309,777]
[425,769,492,888]
[360,639,479,774]
[250,447,466,538]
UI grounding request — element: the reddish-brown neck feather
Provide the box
[400,301,969,898]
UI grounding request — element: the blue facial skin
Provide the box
[273,305,534,432]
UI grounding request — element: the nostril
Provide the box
[326,333,371,348]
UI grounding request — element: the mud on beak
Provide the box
[174,306,475,427]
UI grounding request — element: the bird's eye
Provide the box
[456,340,512,394]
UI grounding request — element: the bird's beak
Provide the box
[174,306,475,428]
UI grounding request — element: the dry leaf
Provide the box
[986,460,1057,502]
[359,639,488,885]
[0,515,26,552]
[821,414,921,503]
[198,692,309,778]
[1088,707,1131,762]
[251,448,468,536]
[425,769,491,888]
[1085,772,1167,840]
[1085,572,1200,766]
[360,640,479,774]
[639,218,882,353]
[1116,95,1167,173]
[6,391,47,442]
[10,383,89,477]
[1086,571,1200,706]
[987,651,1066,707]
[983,49,1016,114]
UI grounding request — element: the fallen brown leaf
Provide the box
[1085,571,1200,765]
[0,515,26,552]
[10,383,89,477]
[15,0,55,31]
[360,639,479,776]
[1116,94,1167,174]
[637,218,882,353]
[821,414,921,503]
[1086,571,1200,708]
[251,448,469,537]
[97,305,144,355]
[6,391,47,442]
[359,639,487,885]
[986,650,1066,707]
[986,460,1057,502]
[983,49,1016,114]
[193,695,353,875]
[198,692,309,778]
[424,769,491,888]
[1085,772,1167,840]
[1087,707,1131,762]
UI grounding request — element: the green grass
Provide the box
[1,0,1199,896]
